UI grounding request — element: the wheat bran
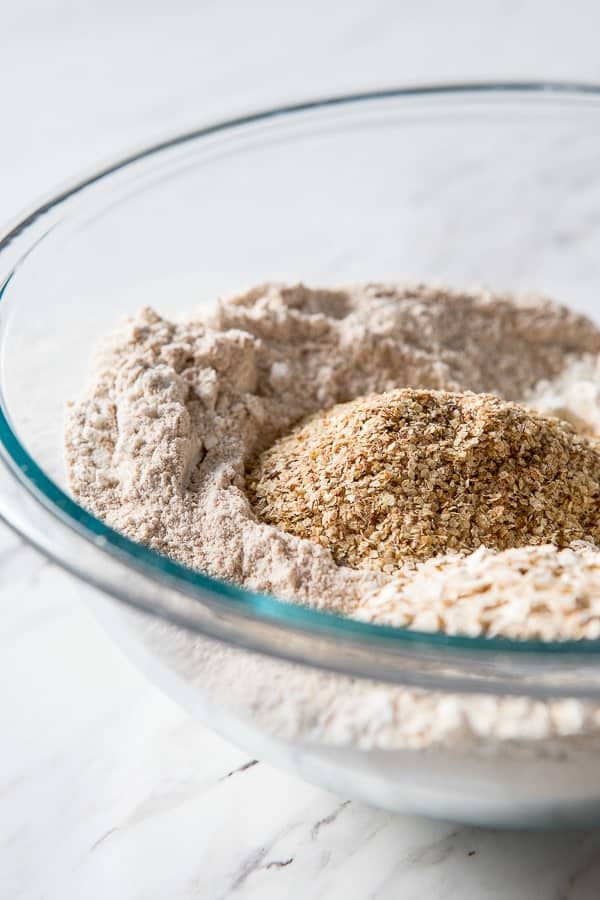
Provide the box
[247,389,600,569]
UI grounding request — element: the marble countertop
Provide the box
[4,2,600,897]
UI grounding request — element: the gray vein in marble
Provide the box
[558,835,600,900]
[89,827,119,853]
[87,776,220,854]
[218,825,298,900]
[229,846,271,894]
[265,858,294,870]
[370,847,457,898]
[221,760,259,781]
[311,801,352,838]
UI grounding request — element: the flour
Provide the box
[65,281,600,613]
[65,282,600,752]
[525,353,600,435]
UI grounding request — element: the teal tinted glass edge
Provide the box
[2,82,600,656]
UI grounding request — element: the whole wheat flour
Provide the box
[65,282,600,752]
[65,281,600,617]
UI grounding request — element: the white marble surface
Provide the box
[4,2,600,897]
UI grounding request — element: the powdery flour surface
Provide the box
[65,283,600,751]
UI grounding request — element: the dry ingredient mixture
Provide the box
[65,282,600,751]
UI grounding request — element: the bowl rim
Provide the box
[3,81,600,687]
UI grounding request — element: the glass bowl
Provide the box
[3,83,600,827]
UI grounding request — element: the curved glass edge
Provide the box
[4,392,600,658]
[2,81,600,257]
[1,82,600,661]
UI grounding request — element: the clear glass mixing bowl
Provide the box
[3,84,600,827]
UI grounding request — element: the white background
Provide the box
[3,2,600,897]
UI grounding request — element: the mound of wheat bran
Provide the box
[247,388,600,569]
